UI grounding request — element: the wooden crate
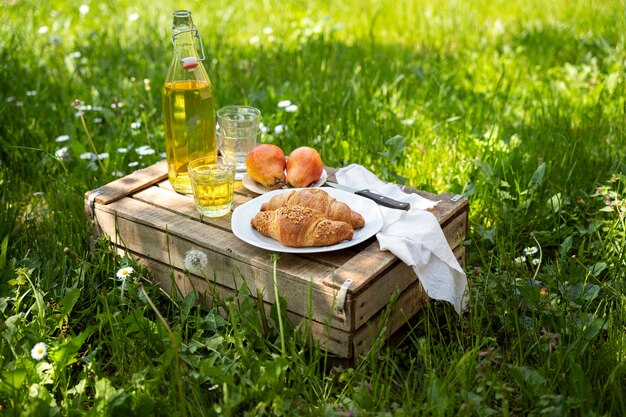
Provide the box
[84,160,468,358]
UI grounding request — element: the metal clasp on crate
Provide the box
[87,190,103,220]
[171,26,206,64]
[335,279,353,313]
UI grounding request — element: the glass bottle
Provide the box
[162,10,216,194]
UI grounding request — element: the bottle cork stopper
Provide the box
[181,57,199,70]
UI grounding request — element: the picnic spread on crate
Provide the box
[83,9,469,359]
[84,160,468,358]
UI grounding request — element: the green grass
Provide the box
[1,0,626,415]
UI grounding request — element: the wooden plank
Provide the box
[93,199,355,330]
[352,261,420,329]
[123,249,353,357]
[436,194,469,230]
[121,244,427,359]
[442,211,467,249]
[85,160,168,206]
[353,278,427,357]
[322,241,398,292]
[453,244,465,267]
[94,199,333,286]
[95,200,334,289]
[156,178,175,192]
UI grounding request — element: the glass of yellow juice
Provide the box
[188,156,235,217]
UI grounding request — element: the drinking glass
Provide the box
[188,156,235,217]
[217,105,261,137]
[217,129,258,180]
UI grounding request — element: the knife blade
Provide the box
[326,182,411,211]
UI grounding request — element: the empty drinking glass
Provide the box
[217,105,261,137]
[217,129,258,180]
[216,105,261,180]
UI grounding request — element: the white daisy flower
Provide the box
[38,26,49,35]
[97,152,109,160]
[514,256,526,264]
[55,135,70,143]
[55,147,70,160]
[523,246,539,256]
[128,13,139,22]
[531,258,540,266]
[263,27,273,35]
[136,145,155,156]
[26,91,37,96]
[259,122,269,134]
[130,122,141,129]
[117,147,128,153]
[274,124,286,134]
[285,104,298,113]
[31,342,47,360]
[128,161,139,167]
[116,266,134,280]
[79,152,94,160]
[79,4,89,15]
[277,100,291,108]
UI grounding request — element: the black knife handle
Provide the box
[355,189,411,210]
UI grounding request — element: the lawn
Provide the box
[1,0,625,415]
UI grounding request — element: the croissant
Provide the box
[260,189,365,229]
[251,206,354,247]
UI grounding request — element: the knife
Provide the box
[326,182,411,211]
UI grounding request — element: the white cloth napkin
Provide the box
[335,164,468,314]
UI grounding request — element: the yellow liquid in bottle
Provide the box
[163,80,216,194]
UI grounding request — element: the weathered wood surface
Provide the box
[124,249,354,357]
[116,247,428,359]
[86,161,468,358]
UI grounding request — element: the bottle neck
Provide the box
[166,10,210,79]
[172,11,198,59]
[172,10,193,29]
[173,33,197,59]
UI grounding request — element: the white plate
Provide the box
[231,187,383,253]
[241,169,328,194]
